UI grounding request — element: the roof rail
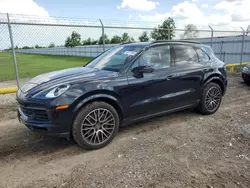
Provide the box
[151,40,201,44]
[120,42,134,45]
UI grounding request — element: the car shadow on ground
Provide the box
[0,134,80,161]
[0,108,200,161]
[118,108,199,135]
[241,81,250,86]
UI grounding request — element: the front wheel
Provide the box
[72,101,119,150]
[199,82,222,115]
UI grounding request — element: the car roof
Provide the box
[151,40,201,45]
[122,42,151,48]
[122,40,202,48]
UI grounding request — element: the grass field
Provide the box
[0,52,93,81]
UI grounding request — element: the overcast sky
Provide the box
[0,0,249,49]
[0,0,249,29]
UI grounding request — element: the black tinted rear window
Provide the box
[173,45,198,65]
[196,48,210,62]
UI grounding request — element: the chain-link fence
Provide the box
[0,13,249,88]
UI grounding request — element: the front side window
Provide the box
[173,45,198,66]
[86,45,144,72]
[131,45,171,70]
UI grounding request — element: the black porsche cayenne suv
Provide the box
[17,41,227,149]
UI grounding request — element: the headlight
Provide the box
[45,84,70,98]
[243,66,250,73]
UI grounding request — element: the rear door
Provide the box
[172,44,211,106]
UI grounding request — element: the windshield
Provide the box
[86,45,144,72]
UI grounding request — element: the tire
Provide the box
[199,82,222,115]
[72,101,119,150]
[243,79,250,84]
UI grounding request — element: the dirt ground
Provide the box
[0,74,249,188]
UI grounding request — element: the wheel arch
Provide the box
[73,91,124,125]
[203,74,226,95]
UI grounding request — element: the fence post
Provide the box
[208,25,213,49]
[99,19,105,52]
[7,13,20,89]
[240,27,245,68]
[168,28,170,40]
[220,41,224,60]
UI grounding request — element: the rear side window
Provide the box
[195,48,210,62]
[173,45,198,66]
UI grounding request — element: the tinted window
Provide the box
[131,45,171,70]
[196,48,210,62]
[86,45,143,72]
[173,45,198,66]
[202,45,213,55]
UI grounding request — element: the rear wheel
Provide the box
[243,79,250,84]
[72,101,119,150]
[199,82,222,115]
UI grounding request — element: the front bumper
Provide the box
[17,102,74,138]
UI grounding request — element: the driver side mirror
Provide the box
[131,65,154,78]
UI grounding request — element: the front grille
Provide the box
[20,106,49,121]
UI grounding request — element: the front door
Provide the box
[123,45,182,118]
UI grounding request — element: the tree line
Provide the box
[65,31,137,47]
[8,43,58,50]
[64,17,180,47]
[64,18,201,47]
[4,18,201,50]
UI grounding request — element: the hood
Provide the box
[21,67,114,93]
[30,67,97,84]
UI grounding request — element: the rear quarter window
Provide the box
[202,46,213,56]
[195,48,210,63]
[173,45,199,66]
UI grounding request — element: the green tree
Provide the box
[48,43,55,48]
[121,33,135,43]
[129,37,135,43]
[139,31,149,42]
[65,31,81,47]
[91,40,98,45]
[151,17,176,40]
[65,37,71,47]
[181,24,199,39]
[121,32,129,42]
[35,45,44,48]
[82,37,92,45]
[98,34,110,45]
[110,35,122,44]
[4,47,11,51]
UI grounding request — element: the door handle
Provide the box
[203,68,213,73]
[166,75,175,80]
